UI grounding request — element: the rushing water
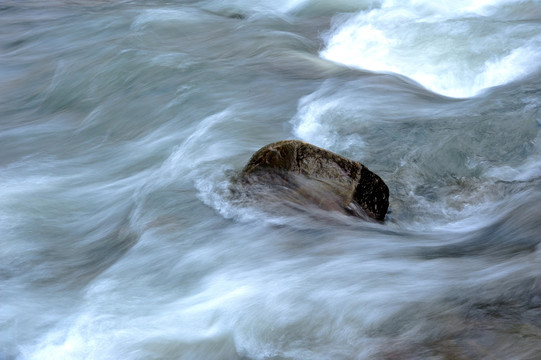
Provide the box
[1,1,541,359]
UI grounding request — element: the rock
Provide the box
[238,140,389,221]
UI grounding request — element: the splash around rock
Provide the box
[236,140,389,221]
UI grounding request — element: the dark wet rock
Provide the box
[238,140,389,220]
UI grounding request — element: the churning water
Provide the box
[1,1,541,359]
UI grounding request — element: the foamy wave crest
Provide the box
[320,0,541,97]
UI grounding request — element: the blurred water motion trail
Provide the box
[1,1,541,359]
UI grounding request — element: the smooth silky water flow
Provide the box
[1,1,540,359]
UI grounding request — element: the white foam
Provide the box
[321,0,541,97]
[474,45,541,93]
[291,85,367,155]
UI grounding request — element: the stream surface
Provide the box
[1,1,541,359]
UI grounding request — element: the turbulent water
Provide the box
[1,0,541,359]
